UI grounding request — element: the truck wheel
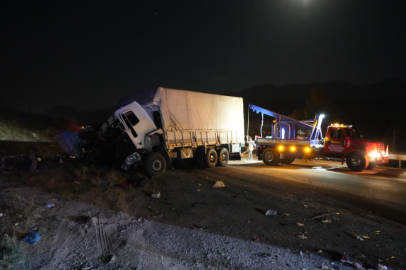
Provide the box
[262,149,279,166]
[281,157,295,164]
[206,148,218,168]
[144,152,166,178]
[217,148,229,166]
[346,152,367,172]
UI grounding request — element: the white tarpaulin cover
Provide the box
[120,87,244,143]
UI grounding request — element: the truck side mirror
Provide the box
[118,122,125,131]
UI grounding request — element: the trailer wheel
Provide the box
[206,148,218,168]
[217,148,229,166]
[262,149,279,166]
[346,152,367,172]
[281,157,295,164]
[144,152,166,178]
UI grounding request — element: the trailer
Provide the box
[56,87,244,177]
[249,104,389,171]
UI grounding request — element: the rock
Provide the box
[265,210,277,216]
[151,192,161,198]
[213,181,225,188]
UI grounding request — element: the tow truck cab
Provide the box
[324,124,389,171]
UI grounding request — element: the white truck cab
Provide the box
[114,101,158,151]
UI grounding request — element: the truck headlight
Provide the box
[278,146,284,151]
[369,151,380,158]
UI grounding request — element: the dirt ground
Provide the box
[0,153,404,269]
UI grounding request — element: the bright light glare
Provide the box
[304,147,311,153]
[278,146,285,151]
[369,151,380,158]
[290,146,296,152]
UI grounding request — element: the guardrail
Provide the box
[389,154,406,169]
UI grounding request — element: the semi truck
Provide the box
[56,87,244,177]
[249,104,389,171]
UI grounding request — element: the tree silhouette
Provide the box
[291,87,331,120]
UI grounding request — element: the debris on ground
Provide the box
[377,264,388,270]
[23,232,42,245]
[351,233,370,241]
[265,210,278,216]
[374,230,380,235]
[321,218,332,223]
[352,233,363,241]
[317,250,323,253]
[296,222,304,227]
[297,234,307,239]
[213,181,225,188]
[311,212,340,220]
[46,204,54,208]
[151,192,161,199]
[0,213,3,217]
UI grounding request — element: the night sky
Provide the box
[1,0,405,113]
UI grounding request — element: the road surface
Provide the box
[227,158,406,224]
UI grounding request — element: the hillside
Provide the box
[42,105,115,126]
[0,109,71,142]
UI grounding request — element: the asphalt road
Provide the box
[227,158,406,225]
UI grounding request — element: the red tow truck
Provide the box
[249,104,389,171]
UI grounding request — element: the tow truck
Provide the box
[249,104,389,171]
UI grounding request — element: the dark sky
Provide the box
[1,0,405,112]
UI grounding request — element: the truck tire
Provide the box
[144,152,166,178]
[217,148,229,166]
[262,149,279,166]
[281,157,295,164]
[346,152,368,172]
[206,148,218,168]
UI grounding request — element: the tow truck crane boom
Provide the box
[248,104,324,146]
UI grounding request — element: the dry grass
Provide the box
[0,108,65,143]
[21,162,147,216]
[0,234,23,268]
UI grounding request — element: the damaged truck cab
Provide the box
[113,100,166,177]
